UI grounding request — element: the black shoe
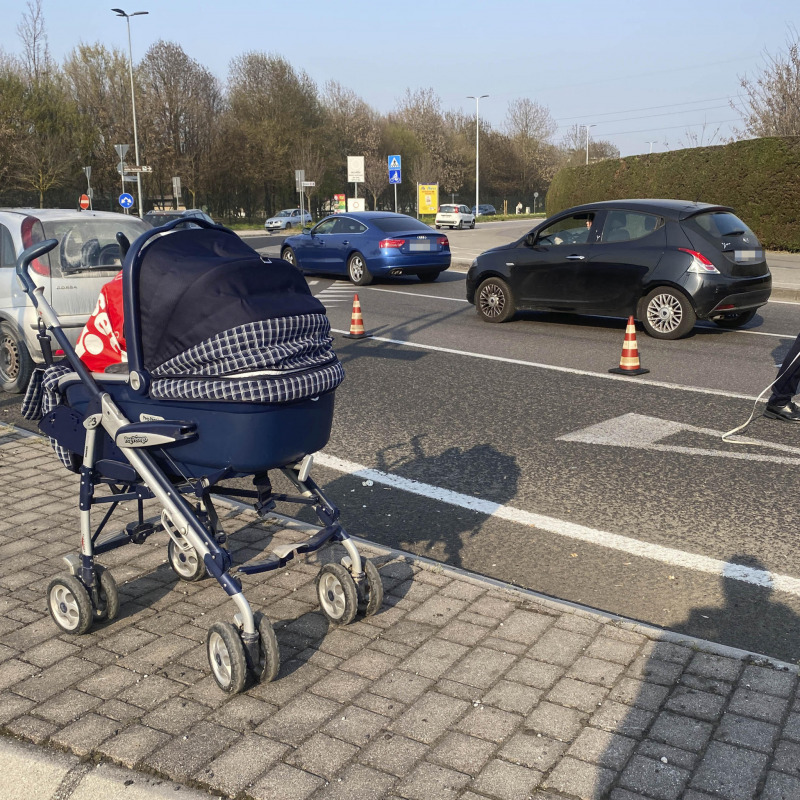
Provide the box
[764,401,800,422]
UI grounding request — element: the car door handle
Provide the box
[566,254,585,260]
[342,240,349,245]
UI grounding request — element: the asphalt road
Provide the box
[5,225,800,663]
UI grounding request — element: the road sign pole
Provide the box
[394,184,397,213]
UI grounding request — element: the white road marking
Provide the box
[368,287,470,303]
[330,329,762,400]
[315,452,800,596]
[559,412,800,465]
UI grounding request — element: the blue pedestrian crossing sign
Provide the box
[388,154,401,185]
[118,192,134,209]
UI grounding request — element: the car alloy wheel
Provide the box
[347,253,372,286]
[641,287,696,339]
[476,277,515,323]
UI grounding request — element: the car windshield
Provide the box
[42,217,150,276]
[440,206,458,213]
[372,216,433,233]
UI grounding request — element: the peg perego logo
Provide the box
[140,413,164,422]
[123,434,149,445]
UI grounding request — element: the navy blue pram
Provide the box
[17,218,383,694]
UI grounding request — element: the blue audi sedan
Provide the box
[280,211,450,285]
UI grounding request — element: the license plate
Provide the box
[409,241,431,251]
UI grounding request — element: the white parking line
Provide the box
[315,453,800,597]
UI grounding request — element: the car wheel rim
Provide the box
[50,585,80,630]
[647,293,683,333]
[478,284,505,318]
[0,332,19,381]
[319,572,346,619]
[208,632,232,685]
[284,251,294,265]
[350,259,363,282]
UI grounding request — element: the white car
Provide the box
[0,209,150,392]
[265,209,312,231]
[435,204,475,230]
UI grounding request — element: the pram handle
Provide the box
[16,238,59,301]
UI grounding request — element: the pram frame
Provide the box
[17,227,382,693]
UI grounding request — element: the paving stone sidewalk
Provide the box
[0,424,798,800]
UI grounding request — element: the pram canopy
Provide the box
[122,225,343,405]
[128,228,325,370]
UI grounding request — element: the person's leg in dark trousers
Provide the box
[766,331,800,421]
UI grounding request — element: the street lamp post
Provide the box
[112,8,148,218]
[582,124,596,165]
[467,94,488,218]
[646,140,656,154]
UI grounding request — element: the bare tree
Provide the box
[63,43,132,204]
[559,124,619,166]
[504,98,558,197]
[733,27,800,137]
[17,0,50,82]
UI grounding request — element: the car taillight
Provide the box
[20,215,50,276]
[437,236,449,249]
[680,248,720,274]
[380,238,405,248]
[437,206,441,213]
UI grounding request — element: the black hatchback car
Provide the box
[465,199,772,339]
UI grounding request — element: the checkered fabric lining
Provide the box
[21,363,78,471]
[149,314,344,403]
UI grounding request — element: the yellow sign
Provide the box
[417,184,439,215]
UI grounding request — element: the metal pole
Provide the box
[394,184,397,214]
[114,10,148,218]
[468,95,488,219]
[584,124,596,166]
[125,17,143,217]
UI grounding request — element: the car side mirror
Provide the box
[525,233,537,247]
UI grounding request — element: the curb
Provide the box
[0,736,222,800]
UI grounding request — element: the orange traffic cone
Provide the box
[343,294,367,339]
[609,316,649,375]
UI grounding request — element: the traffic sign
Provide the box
[125,165,153,173]
[389,170,401,185]
[301,181,315,187]
[347,156,365,183]
[79,194,90,210]
[388,155,401,171]
[119,193,134,209]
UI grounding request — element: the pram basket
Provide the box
[17,219,383,693]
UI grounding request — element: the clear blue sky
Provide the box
[2,0,798,157]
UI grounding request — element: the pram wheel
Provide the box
[316,563,358,626]
[168,536,206,582]
[358,559,384,618]
[93,565,120,622]
[207,621,247,694]
[253,612,280,683]
[47,575,93,635]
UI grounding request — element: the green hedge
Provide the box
[546,137,800,252]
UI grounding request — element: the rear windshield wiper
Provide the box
[724,229,746,236]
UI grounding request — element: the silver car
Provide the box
[0,209,150,392]
[265,208,312,231]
